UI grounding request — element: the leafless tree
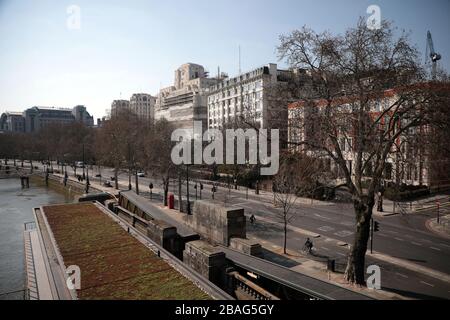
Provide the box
[273,153,322,254]
[142,118,177,206]
[278,19,449,284]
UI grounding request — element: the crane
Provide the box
[426,31,442,80]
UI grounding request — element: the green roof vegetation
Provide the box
[43,202,210,300]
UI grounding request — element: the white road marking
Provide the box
[378,233,388,237]
[411,241,422,246]
[386,230,399,235]
[314,213,332,220]
[334,230,353,237]
[396,273,408,278]
[430,247,441,251]
[320,247,330,251]
[420,281,435,287]
[318,226,334,232]
[394,237,404,242]
[440,243,450,248]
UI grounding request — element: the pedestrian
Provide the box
[249,214,255,224]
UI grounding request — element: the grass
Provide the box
[43,202,210,300]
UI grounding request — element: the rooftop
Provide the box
[42,202,210,300]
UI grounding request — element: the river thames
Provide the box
[0,178,73,299]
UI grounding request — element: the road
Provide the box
[24,161,450,299]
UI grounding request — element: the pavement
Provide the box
[426,215,450,239]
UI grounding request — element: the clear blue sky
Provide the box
[0,0,449,120]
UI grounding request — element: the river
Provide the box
[0,177,74,300]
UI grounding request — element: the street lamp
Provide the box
[200,183,203,199]
[149,183,153,200]
[186,164,191,215]
[194,182,198,200]
[82,143,86,180]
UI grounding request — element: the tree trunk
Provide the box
[114,167,119,189]
[178,172,182,212]
[163,182,169,207]
[283,215,287,254]
[345,199,373,285]
[135,171,139,195]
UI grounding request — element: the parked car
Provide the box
[95,174,102,178]
[75,161,85,168]
[103,180,112,187]
[137,171,145,177]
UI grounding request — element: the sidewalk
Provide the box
[426,215,450,239]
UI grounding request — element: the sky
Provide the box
[0,0,449,120]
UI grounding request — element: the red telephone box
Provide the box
[168,193,174,209]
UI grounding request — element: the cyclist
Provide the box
[303,237,313,254]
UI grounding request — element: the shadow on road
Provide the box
[381,287,446,300]
[261,248,300,268]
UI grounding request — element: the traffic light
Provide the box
[374,221,380,232]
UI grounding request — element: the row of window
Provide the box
[208,80,263,102]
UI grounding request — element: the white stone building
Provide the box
[207,63,296,132]
[155,63,222,138]
[110,100,130,117]
[130,93,156,120]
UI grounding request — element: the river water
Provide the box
[0,178,74,300]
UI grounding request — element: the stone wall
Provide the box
[229,237,263,257]
[183,240,226,286]
[185,201,246,246]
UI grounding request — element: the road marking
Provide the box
[314,213,332,221]
[318,226,334,232]
[378,233,388,237]
[430,247,441,251]
[394,237,404,242]
[386,230,399,235]
[420,281,435,287]
[334,230,353,237]
[396,273,408,278]
[411,241,422,246]
[440,243,450,248]
[320,247,330,251]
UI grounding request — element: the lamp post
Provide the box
[149,183,153,200]
[85,164,90,194]
[82,143,86,180]
[194,183,198,200]
[186,164,191,215]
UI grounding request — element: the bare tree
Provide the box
[143,118,177,206]
[278,19,448,284]
[273,153,321,254]
[94,110,130,189]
